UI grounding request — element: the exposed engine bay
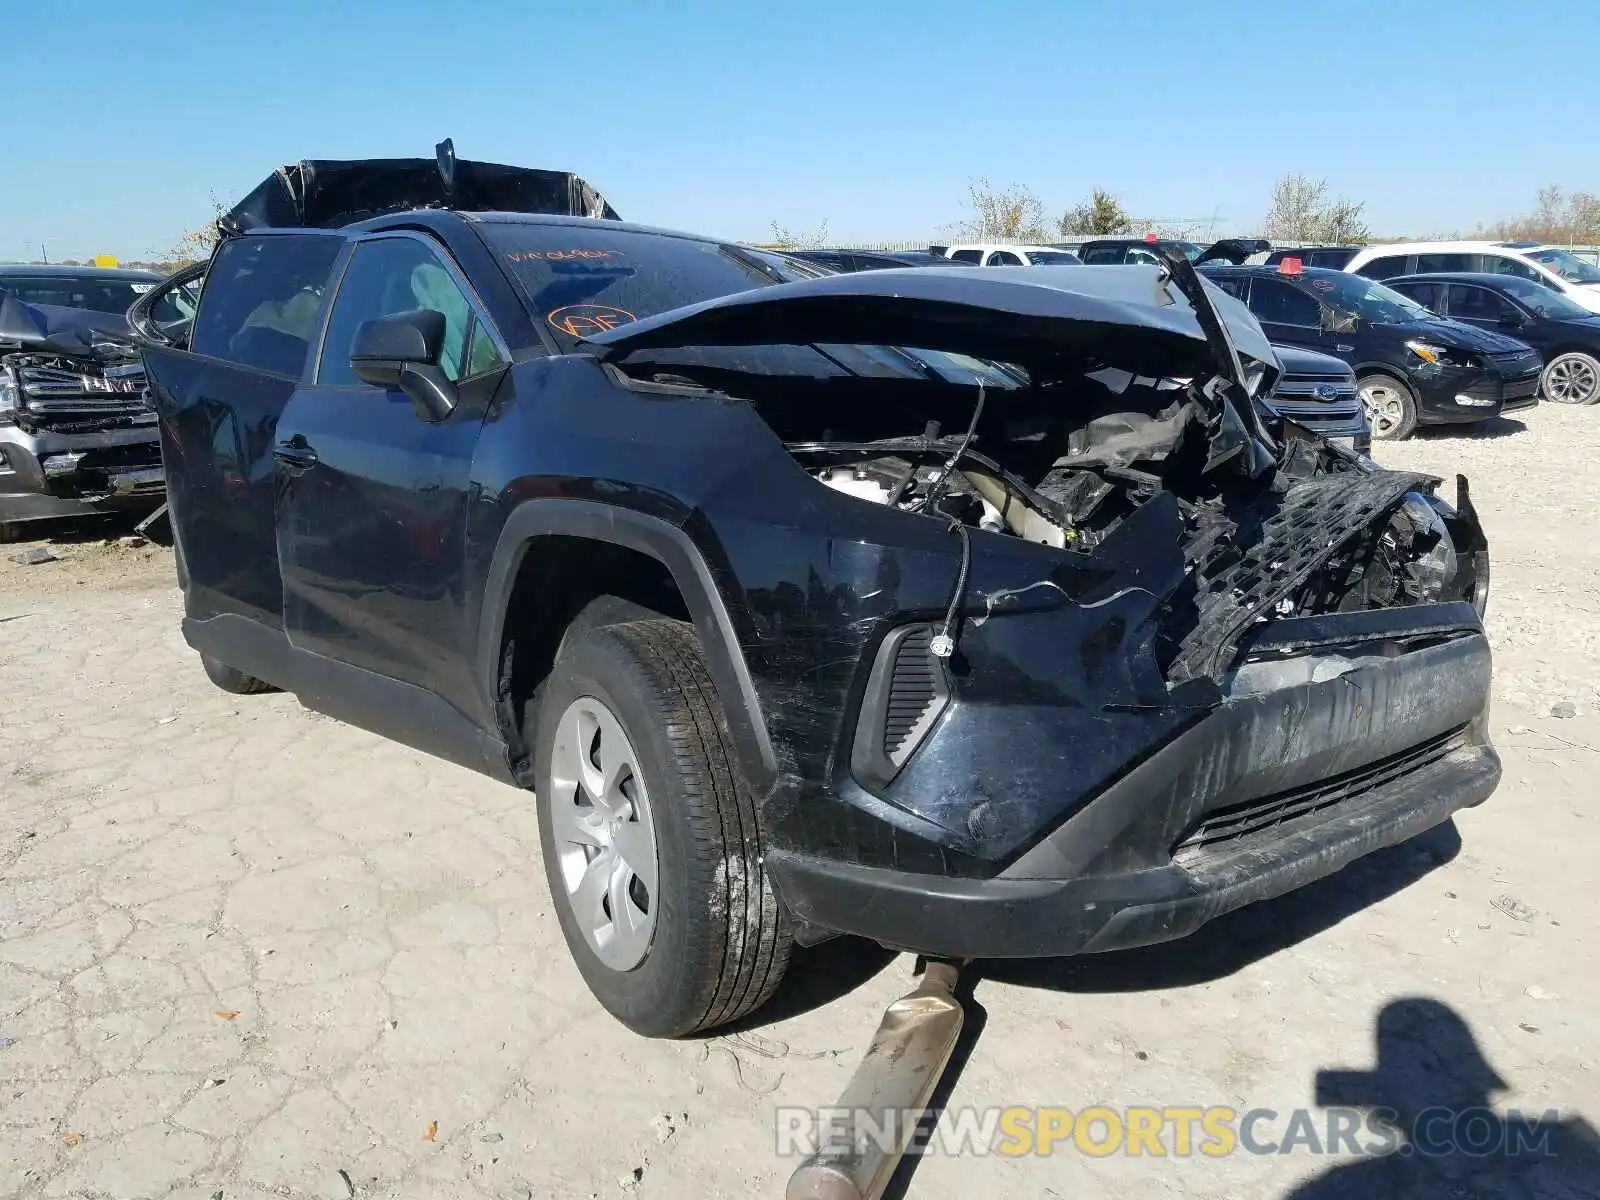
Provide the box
[792,371,1483,687]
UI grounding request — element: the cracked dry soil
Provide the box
[2,407,1596,1198]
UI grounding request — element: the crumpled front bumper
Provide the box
[0,423,165,523]
[767,603,1498,958]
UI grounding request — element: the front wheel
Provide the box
[1359,373,1419,441]
[533,611,792,1037]
[1541,351,1600,405]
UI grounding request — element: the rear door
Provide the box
[149,232,344,625]
[273,232,510,698]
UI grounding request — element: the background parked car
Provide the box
[939,244,1082,266]
[1343,240,1600,315]
[1199,263,1542,440]
[1386,271,1600,405]
[1075,236,1205,264]
[1262,245,1363,269]
[1261,344,1371,453]
[787,248,976,272]
[0,265,191,539]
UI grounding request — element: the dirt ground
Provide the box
[2,409,1597,1199]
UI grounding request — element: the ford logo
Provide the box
[1314,383,1340,400]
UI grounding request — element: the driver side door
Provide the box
[273,232,509,709]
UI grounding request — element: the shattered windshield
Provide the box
[1301,271,1436,325]
[486,221,1017,386]
[1524,247,1600,285]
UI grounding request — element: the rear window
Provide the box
[486,224,786,352]
[189,234,344,377]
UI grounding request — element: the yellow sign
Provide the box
[92,254,119,268]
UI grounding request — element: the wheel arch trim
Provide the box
[476,498,777,790]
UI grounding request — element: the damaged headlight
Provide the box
[1398,493,1458,602]
[1404,340,1467,368]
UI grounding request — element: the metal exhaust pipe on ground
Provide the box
[786,959,966,1200]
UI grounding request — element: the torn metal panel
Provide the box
[220,138,620,233]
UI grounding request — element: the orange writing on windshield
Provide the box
[547,304,637,337]
[509,248,617,263]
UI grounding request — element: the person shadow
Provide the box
[1291,997,1600,1199]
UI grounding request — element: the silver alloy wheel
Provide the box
[547,695,660,970]
[1542,353,1600,404]
[1361,382,1408,438]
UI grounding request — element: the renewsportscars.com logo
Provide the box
[775,1105,1564,1160]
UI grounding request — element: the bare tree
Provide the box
[1261,174,1371,243]
[767,219,831,249]
[1481,185,1600,245]
[1058,188,1134,237]
[949,179,1050,243]
[156,193,227,269]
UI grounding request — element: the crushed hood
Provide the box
[222,138,619,234]
[0,292,137,360]
[581,264,1278,390]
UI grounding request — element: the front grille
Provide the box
[884,627,940,761]
[19,362,149,417]
[1172,724,1469,863]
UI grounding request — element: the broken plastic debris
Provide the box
[422,1119,438,1141]
[214,1010,239,1020]
[1490,895,1536,923]
[62,1131,83,1147]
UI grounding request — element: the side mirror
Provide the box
[349,309,457,421]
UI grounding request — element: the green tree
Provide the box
[1058,188,1134,236]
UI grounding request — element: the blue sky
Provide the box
[3,0,1596,262]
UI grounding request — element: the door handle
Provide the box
[273,438,319,472]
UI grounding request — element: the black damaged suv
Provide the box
[133,148,1500,1037]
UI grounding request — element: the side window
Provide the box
[949,249,982,264]
[1483,254,1546,284]
[466,320,506,377]
[1207,274,1250,301]
[1447,284,1517,323]
[1081,247,1122,264]
[1124,248,1161,266]
[189,234,343,378]
[1355,254,1409,280]
[985,250,1023,266]
[1391,280,1444,312]
[1413,252,1473,273]
[317,238,493,387]
[1248,278,1322,326]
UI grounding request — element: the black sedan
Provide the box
[1386,271,1600,406]
[1199,264,1542,440]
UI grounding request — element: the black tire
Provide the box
[1358,372,1419,441]
[199,653,276,695]
[532,611,792,1037]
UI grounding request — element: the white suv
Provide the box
[1343,240,1600,314]
[941,243,1083,267]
